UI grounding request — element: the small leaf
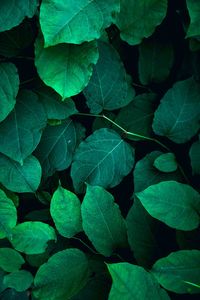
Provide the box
[151,250,200,294]
[33,248,90,300]
[0,190,17,239]
[83,41,135,113]
[0,154,42,193]
[107,263,170,300]
[0,248,25,272]
[152,77,200,143]
[136,181,200,230]
[50,186,82,238]
[81,185,127,256]
[10,221,56,254]
[189,135,200,175]
[3,270,33,292]
[153,153,178,172]
[114,0,168,45]
[186,0,200,38]
[35,36,99,98]
[71,128,135,193]
[0,63,19,122]
[40,0,120,46]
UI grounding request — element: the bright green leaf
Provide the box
[151,250,200,294]
[114,0,168,45]
[0,154,42,193]
[83,41,134,113]
[35,36,99,98]
[107,262,170,299]
[139,39,173,85]
[186,0,200,38]
[81,185,127,256]
[33,248,90,300]
[40,0,120,46]
[136,181,200,230]
[0,63,19,122]
[0,248,25,272]
[0,0,39,32]
[0,90,46,163]
[3,270,33,292]
[0,190,17,239]
[50,186,82,238]
[153,153,178,172]
[152,77,200,143]
[71,128,135,193]
[189,135,200,175]
[35,120,85,177]
[10,221,56,254]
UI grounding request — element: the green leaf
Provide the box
[40,0,120,46]
[151,250,200,294]
[83,41,135,114]
[152,77,200,143]
[0,248,25,272]
[189,135,200,175]
[186,0,200,38]
[153,153,178,172]
[139,39,173,85]
[36,86,77,120]
[0,0,39,32]
[81,185,127,256]
[0,289,29,300]
[3,270,33,292]
[134,151,182,192]
[115,93,157,140]
[35,36,99,98]
[71,128,135,193]
[10,221,56,254]
[0,63,19,122]
[136,181,200,230]
[0,90,46,164]
[126,197,159,268]
[0,190,17,239]
[50,186,82,238]
[33,248,90,300]
[107,263,170,300]
[35,120,85,177]
[0,154,42,193]
[114,0,168,45]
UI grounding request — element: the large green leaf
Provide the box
[115,93,157,140]
[35,120,85,177]
[81,185,127,256]
[134,151,182,192]
[186,0,200,38]
[114,0,167,45]
[0,90,46,164]
[0,63,19,122]
[0,154,42,193]
[153,153,178,173]
[136,181,200,230]
[50,186,82,238]
[151,250,200,294]
[189,135,200,175]
[35,36,99,98]
[10,222,56,254]
[126,197,159,268]
[71,128,135,193]
[35,86,77,120]
[0,190,17,239]
[139,39,173,85]
[152,77,200,143]
[33,249,90,300]
[3,270,33,292]
[40,0,120,46]
[0,0,39,32]
[107,263,170,300]
[83,41,134,113]
[0,248,25,272]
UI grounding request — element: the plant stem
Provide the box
[71,236,99,255]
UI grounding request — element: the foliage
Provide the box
[0,0,199,299]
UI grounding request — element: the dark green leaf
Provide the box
[186,0,200,38]
[0,248,25,272]
[0,289,29,300]
[3,270,33,292]
[189,135,200,175]
[153,153,178,172]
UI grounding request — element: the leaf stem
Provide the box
[71,236,99,255]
